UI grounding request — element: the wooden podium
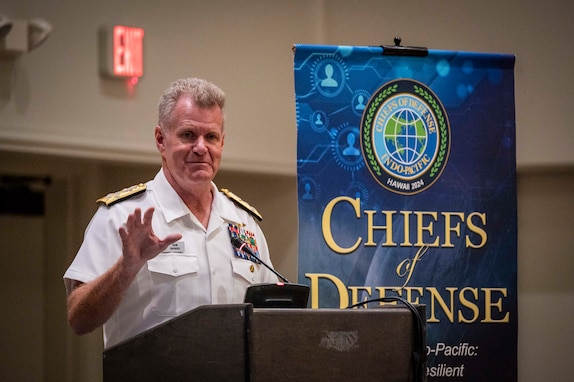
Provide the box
[103,303,425,381]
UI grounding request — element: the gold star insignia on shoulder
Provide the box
[96,183,147,207]
[220,188,263,221]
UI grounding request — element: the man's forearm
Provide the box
[66,259,142,335]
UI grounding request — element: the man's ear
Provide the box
[155,126,164,151]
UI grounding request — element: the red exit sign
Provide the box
[100,24,144,79]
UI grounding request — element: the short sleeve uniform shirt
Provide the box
[64,169,277,348]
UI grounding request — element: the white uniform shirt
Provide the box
[64,169,277,348]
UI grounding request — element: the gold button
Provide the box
[250,264,255,273]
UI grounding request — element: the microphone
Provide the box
[231,236,290,283]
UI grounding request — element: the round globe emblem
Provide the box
[383,103,429,173]
[360,79,450,195]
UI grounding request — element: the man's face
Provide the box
[155,96,225,193]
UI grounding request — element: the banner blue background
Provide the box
[294,44,517,381]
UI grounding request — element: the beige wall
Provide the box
[516,168,573,382]
[1,0,573,170]
[0,0,573,381]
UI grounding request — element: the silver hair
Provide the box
[157,77,226,130]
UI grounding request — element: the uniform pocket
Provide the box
[231,258,259,284]
[147,254,199,316]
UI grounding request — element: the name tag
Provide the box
[164,241,185,253]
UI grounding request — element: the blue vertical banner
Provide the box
[294,44,517,381]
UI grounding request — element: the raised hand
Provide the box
[118,207,182,273]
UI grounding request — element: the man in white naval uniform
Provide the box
[64,78,277,349]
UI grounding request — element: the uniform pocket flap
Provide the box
[147,254,199,277]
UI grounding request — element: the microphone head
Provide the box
[231,236,257,258]
[231,236,244,248]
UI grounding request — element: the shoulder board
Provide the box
[220,188,263,221]
[96,183,147,207]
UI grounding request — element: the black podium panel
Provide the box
[103,304,249,382]
[249,306,425,382]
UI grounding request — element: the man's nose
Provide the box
[192,136,207,154]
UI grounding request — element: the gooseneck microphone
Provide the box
[231,236,290,283]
